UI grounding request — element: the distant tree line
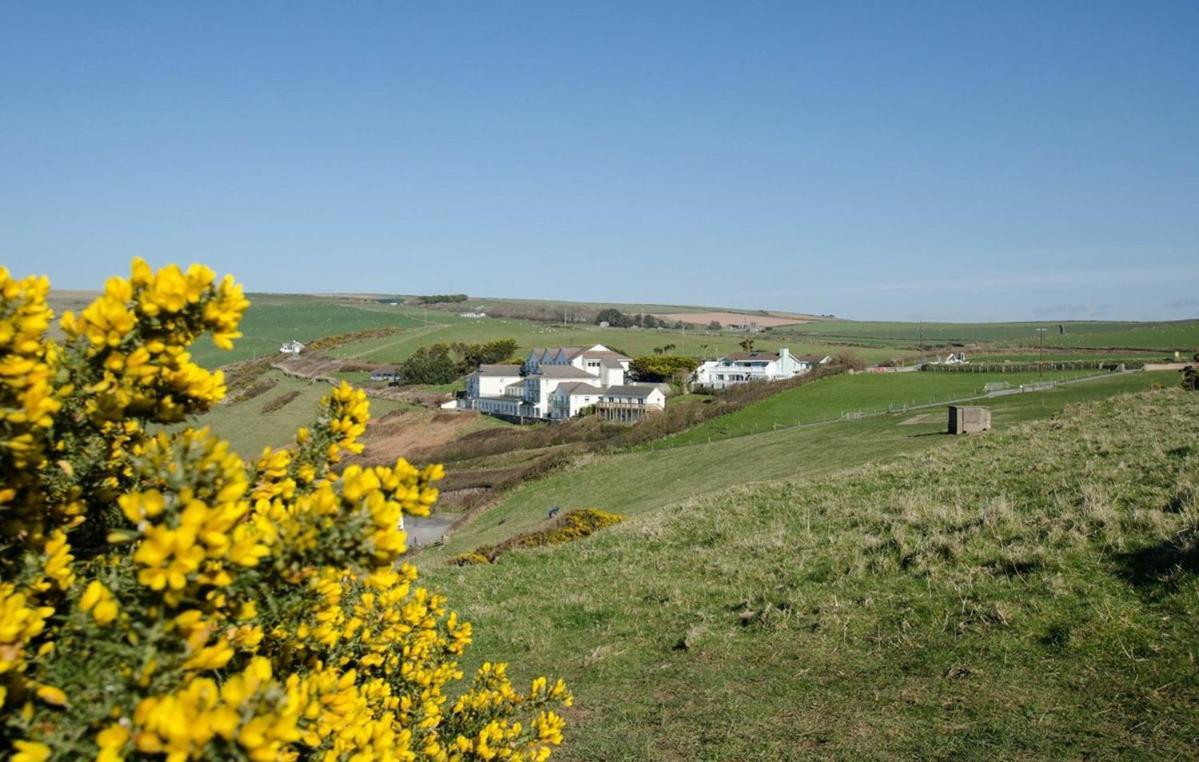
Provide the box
[594,309,690,330]
[399,338,519,385]
[413,294,469,305]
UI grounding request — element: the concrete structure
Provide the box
[279,340,305,356]
[948,405,991,434]
[693,348,829,390]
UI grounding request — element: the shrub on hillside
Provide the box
[629,355,699,382]
[0,261,570,760]
[451,509,624,565]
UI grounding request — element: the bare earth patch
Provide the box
[653,311,812,328]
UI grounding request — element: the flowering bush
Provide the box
[0,260,570,761]
[451,510,624,566]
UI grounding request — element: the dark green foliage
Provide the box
[630,355,700,382]
[399,343,460,385]
[595,308,633,327]
[414,294,468,304]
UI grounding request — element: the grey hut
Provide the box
[948,405,991,434]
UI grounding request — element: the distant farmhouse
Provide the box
[693,348,829,390]
[463,344,666,422]
[279,340,305,356]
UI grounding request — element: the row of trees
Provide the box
[593,309,692,330]
[399,339,520,385]
[412,293,468,305]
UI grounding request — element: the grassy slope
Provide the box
[190,296,425,367]
[182,371,413,457]
[423,388,1199,759]
[426,371,1164,560]
[662,369,1115,447]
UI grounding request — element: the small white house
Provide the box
[459,311,487,318]
[548,381,606,419]
[593,384,667,422]
[280,340,305,356]
[693,348,828,389]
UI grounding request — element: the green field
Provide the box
[785,318,1199,351]
[427,371,1164,559]
[189,295,426,367]
[327,317,905,366]
[661,369,1120,447]
[421,387,1199,758]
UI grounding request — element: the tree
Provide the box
[629,355,700,381]
[0,260,573,759]
[400,343,460,384]
[708,320,721,331]
[739,338,755,352]
[594,308,630,327]
[642,314,658,329]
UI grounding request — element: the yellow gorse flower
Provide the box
[0,259,569,760]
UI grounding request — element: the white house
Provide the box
[466,345,658,422]
[593,384,667,422]
[280,340,305,356]
[693,348,830,390]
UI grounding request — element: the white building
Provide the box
[593,384,667,422]
[693,348,830,390]
[465,344,661,422]
[525,344,629,387]
[280,340,305,356]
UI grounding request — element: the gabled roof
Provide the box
[553,381,604,397]
[477,364,523,376]
[724,352,780,362]
[578,349,630,363]
[793,354,828,364]
[535,365,599,379]
[601,384,661,398]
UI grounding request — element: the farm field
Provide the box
[188,295,426,367]
[785,318,1199,350]
[421,388,1199,759]
[661,368,1122,447]
[424,370,1165,560]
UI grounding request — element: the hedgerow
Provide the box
[0,260,570,760]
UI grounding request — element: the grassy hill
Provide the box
[426,371,1164,559]
[421,387,1199,759]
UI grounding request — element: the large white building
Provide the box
[464,344,665,422]
[693,348,830,390]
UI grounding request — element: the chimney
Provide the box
[779,347,791,367]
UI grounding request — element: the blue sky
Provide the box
[2,2,1197,321]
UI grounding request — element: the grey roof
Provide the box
[535,365,599,379]
[724,352,780,362]
[477,364,523,376]
[504,380,527,390]
[553,381,604,396]
[793,354,827,364]
[602,384,661,398]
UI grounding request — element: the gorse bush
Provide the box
[451,510,624,566]
[0,260,570,761]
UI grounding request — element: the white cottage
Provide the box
[693,348,828,389]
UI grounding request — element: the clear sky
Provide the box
[2,2,1197,321]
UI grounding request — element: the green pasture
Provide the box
[422,388,1199,759]
[663,368,1121,447]
[424,370,1163,560]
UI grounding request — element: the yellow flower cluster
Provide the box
[1,259,570,760]
[60,258,248,423]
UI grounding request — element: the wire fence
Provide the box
[644,369,1140,451]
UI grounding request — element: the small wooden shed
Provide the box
[948,405,991,434]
